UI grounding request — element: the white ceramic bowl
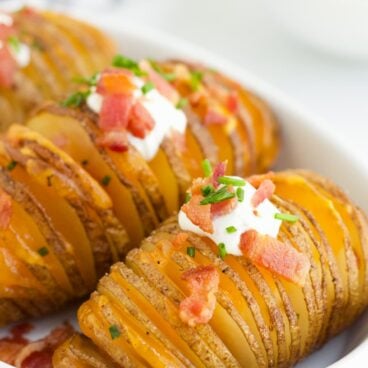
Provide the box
[0,15,367,368]
[261,0,368,60]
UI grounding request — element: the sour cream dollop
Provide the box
[87,76,187,161]
[178,179,282,256]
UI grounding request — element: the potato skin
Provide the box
[54,170,368,368]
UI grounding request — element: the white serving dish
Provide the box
[0,15,367,368]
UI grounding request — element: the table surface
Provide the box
[67,0,368,168]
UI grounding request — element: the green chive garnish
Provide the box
[236,187,244,202]
[201,159,213,177]
[61,91,90,108]
[226,226,237,233]
[101,175,111,186]
[141,81,155,94]
[109,325,121,339]
[73,73,99,87]
[274,213,299,223]
[148,59,176,81]
[162,72,176,81]
[187,247,196,257]
[112,54,147,76]
[8,36,21,53]
[190,70,203,91]
[184,192,192,204]
[201,185,214,197]
[176,98,188,109]
[217,176,246,187]
[6,161,17,171]
[218,243,227,260]
[38,247,49,257]
[200,186,235,205]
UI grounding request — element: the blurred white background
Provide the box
[3,0,368,164]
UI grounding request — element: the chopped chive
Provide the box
[61,91,90,108]
[109,325,121,339]
[81,159,89,166]
[236,187,244,202]
[101,175,111,186]
[112,54,147,76]
[187,247,196,257]
[141,81,155,94]
[201,185,214,197]
[184,192,192,204]
[190,70,203,91]
[274,213,299,223]
[73,73,99,87]
[218,243,227,260]
[162,72,176,81]
[200,186,235,205]
[201,159,213,177]
[31,39,45,51]
[6,161,17,171]
[8,36,21,53]
[38,247,49,257]
[226,226,237,234]
[176,97,188,109]
[217,176,246,187]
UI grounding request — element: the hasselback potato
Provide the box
[0,7,116,130]
[53,167,368,368]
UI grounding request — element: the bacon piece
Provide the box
[97,69,135,95]
[128,101,155,138]
[226,91,239,113]
[204,108,227,125]
[211,161,227,187]
[181,194,213,234]
[140,60,179,103]
[99,94,133,132]
[0,43,17,88]
[247,172,275,188]
[179,265,219,326]
[211,195,237,218]
[97,130,129,152]
[240,229,311,286]
[0,189,12,229]
[251,179,275,207]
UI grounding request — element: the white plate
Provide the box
[1,15,367,368]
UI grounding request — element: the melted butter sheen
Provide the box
[178,179,282,256]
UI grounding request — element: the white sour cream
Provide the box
[86,76,187,161]
[0,13,13,26]
[178,179,282,256]
[9,43,31,68]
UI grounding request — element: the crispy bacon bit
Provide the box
[204,108,227,125]
[211,192,236,217]
[0,189,12,229]
[0,18,17,88]
[97,69,135,95]
[97,130,129,152]
[140,60,179,103]
[247,172,275,188]
[251,179,275,207]
[179,265,219,326]
[172,232,189,249]
[226,91,239,113]
[128,101,155,138]
[240,229,311,286]
[182,194,213,233]
[99,94,133,132]
[211,161,227,187]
